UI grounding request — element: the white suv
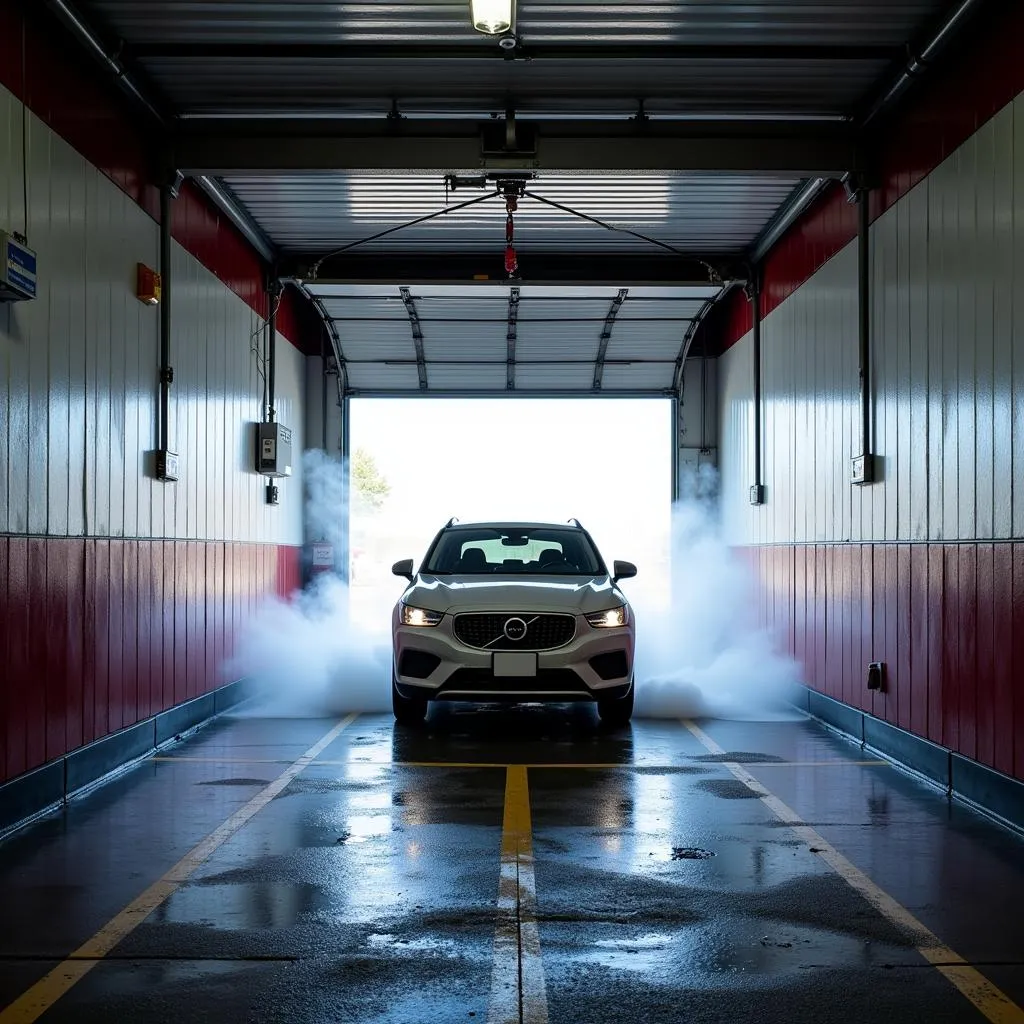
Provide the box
[391,520,636,726]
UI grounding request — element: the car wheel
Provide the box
[392,674,427,725]
[597,682,634,727]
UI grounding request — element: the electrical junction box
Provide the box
[851,453,875,485]
[0,231,37,301]
[256,422,293,477]
[155,450,180,482]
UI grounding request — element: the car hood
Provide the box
[403,575,627,615]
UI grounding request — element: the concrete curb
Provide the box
[801,687,1024,835]
[0,678,256,839]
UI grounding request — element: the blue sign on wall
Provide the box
[1,233,37,301]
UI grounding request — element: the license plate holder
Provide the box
[492,652,538,678]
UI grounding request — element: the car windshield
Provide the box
[423,526,604,576]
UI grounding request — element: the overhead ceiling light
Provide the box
[471,0,514,35]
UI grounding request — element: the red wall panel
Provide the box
[992,544,1014,777]
[746,540,1022,783]
[0,539,302,786]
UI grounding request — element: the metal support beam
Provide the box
[747,273,764,505]
[46,0,166,124]
[399,286,428,390]
[132,42,900,62]
[855,185,875,483]
[194,176,277,264]
[861,0,989,126]
[747,177,830,264]
[292,280,349,395]
[593,289,629,390]
[672,294,720,395]
[174,120,859,177]
[292,253,734,286]
[506,286,520,391]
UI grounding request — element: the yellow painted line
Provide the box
[151,756,889,770]
[488,766,548,1024]
[683,719,1024,1024]
[0,714,359,1024]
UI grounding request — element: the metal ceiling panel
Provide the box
[422,322,507,361]
[317,297,407,320]
[415,295,510,321]
[519,298,618,322]
[345,362,422,390]
[618,299,707,320]
[516,322,598,361]
[425,363,508,390]
[514,363,597,390]
[141,57,886,117]
[81,2,943,46]
[518,285,621,300]
[333,321,416,360]
[220,173,801,253]
[605,324,688,362]
[601,363,676,391]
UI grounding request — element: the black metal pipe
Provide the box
[751,278,762,492]
[858,190,871,458]
[267,282,278,422]
[862,0,986,127]
[321,336,329,450]
[46,0,164,124]
[159,185,172,451]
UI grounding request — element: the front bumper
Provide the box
[393,612,633,703]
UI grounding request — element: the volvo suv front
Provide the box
[390,521,636,726]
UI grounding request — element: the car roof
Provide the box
[443,521,580,531]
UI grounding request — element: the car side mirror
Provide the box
[613,560,637,582]
[392,559,415,581]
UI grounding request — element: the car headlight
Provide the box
[400,604,444,627]
[586,606,629,628]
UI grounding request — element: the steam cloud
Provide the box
[226,451,392,716]
[227,454,801,721]
[631,464,802,720]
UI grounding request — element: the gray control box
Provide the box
[256,422,293,477]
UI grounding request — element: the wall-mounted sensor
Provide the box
[867,662,885,691]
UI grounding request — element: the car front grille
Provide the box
[453,613,576,651]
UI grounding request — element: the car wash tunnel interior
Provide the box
[1,1,1024,1021]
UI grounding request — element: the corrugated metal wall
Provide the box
[0,84,305,785]
[718,93,1024,781]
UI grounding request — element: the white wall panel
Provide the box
[719,91,1024,546]
[0,83,303,546]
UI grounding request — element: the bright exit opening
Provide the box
[347,398,673,627]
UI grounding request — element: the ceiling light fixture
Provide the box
[470,0,514,36]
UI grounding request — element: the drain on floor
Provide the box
[671,847,715,860]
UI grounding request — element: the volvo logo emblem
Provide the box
[503,617,528,641]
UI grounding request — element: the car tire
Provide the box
[392,674,427,725]
[597,682,634,727]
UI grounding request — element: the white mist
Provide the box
[631,464,802,720]
[226,451,393,716]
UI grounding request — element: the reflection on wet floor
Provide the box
[0,704,1022,1024]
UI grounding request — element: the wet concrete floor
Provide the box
[0,703,1023,1023]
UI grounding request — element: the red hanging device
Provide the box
[504,191,518,276]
